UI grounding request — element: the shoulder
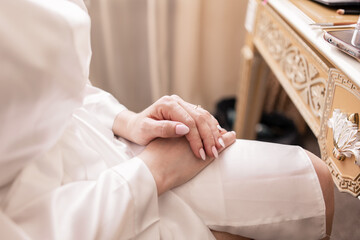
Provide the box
[0,0,90,67]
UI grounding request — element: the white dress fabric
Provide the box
[0,0,326,239]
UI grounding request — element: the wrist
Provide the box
[138,152,170,196]
[112,109,137,140]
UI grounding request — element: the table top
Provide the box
[267,0,360,87]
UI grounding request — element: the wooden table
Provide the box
[234,0,360,198]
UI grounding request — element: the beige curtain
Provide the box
[87,0,152,112]
[170,0,247,112]
[88,0,247,113]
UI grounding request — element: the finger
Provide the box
[198,109,223,151]
[153,98,205,160]
[191,112,217,158]
[188,110,220,158]
[217,124,227,134]
[208,115,225,149]
[218,131,236,154]
[148,118,190,138]
[171,95,222,157]
[172,96,222,136]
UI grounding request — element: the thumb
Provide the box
[149,119,190,139]
[218,131,236,153]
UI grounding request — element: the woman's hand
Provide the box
[138,131,236,195]
[112,95,227,160]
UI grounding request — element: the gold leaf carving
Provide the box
[319,69,360,197]
[256,11,326,119]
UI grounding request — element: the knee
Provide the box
[305,150,333,195]
[305,150,334,236]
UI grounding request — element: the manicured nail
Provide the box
[217,125,222,131]
[218,137,225,148]
[175,124,189,135]
[199,148,206,161]
[212,146,218,158]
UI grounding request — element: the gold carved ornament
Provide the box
[328,110,360,164]
[256,11,326,119]
[318,69,360,197]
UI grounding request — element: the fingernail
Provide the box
[212,146,218,158]
[217,125,222,131]
[218,137,225,148]
[199,148,206,161]
[175,124,189,135]
[231,131,236,135]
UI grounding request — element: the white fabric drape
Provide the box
[0,1,327,239]
[88,0,247,113]
[0,2,160,238]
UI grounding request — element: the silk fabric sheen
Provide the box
[0,0,325,239]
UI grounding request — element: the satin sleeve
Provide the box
[0,211,30,240]
[0,0,89,188]
[3,157,160,240]
[82,83,127,131]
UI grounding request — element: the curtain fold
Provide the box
[88,0,152,112]
[147,0,170,101]
[88,0,247,113]
[170,0,246,112]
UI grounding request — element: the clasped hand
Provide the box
[112,95,236,195]
[113,95,233,160]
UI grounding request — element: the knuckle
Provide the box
[141,119,151,132]
[170,94,181,100]
[199,109,211,118]
[167,101,178,110]
[204,131,215,142]
[212,115,219,124]
[185,117,196,128]
[160,99,175,109]
[160,95,171,103]
[195,114,206,124]
[160,123,167,137]
[204,110,212,117]
[187,133,202,146]
[139,120,146,132]
[212,129,220,139]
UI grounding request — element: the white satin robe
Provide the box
[0,0,326,239]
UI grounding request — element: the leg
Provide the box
[305,150,334,240]
[171,140,328,239]
[210,160,335,240]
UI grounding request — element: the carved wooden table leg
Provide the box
[234,35,269,140]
